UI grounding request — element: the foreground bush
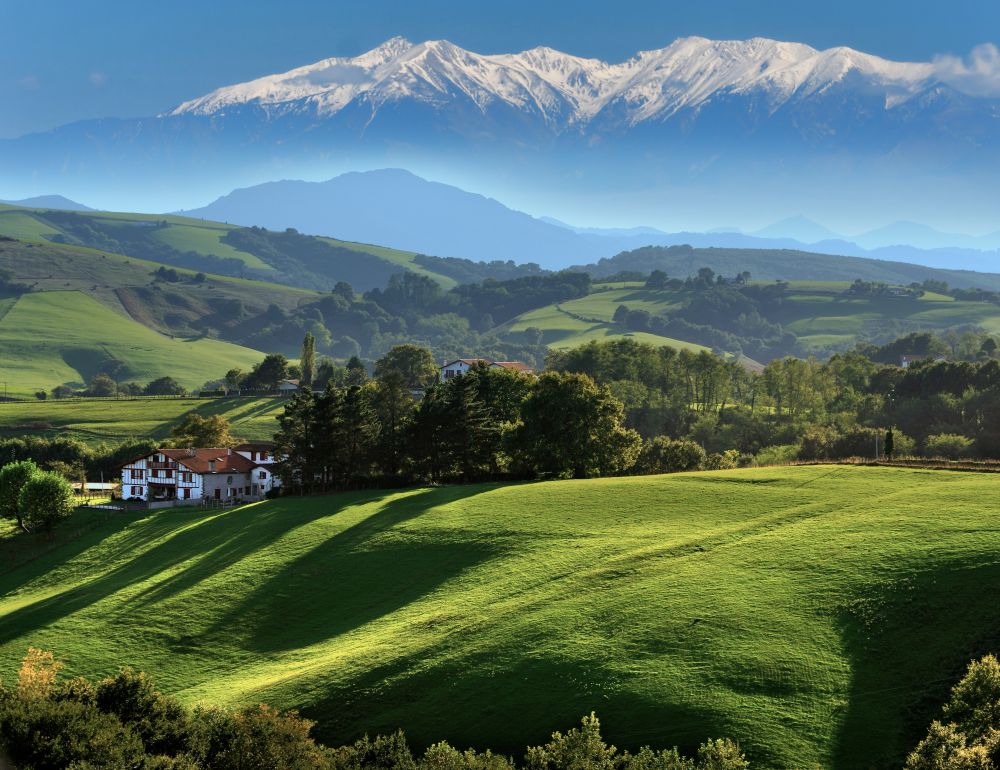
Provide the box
[0,650,749,770]
[906,654,1000,769]
[924,433,975,460]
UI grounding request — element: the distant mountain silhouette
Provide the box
[0,194,92,211]
[182,170,1000,274]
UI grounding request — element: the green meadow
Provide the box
[0,291,263,396]
[0,396,284,445]
[502,281,1000,354]
[1,466,997,768]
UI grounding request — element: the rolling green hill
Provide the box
[1,466,997,769]
[0,291,264,397]
[503,281,1000,356]
[0,205,458,291]
[503,299,711,353]
[579,245,1000,291]
[0,396,284,445]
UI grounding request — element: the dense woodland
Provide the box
[268,327,1000,492]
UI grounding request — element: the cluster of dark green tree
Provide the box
[0,436,158,488]
[0,460,75,533]
[46,375,189,400]
[274,345,642,490]
[906,654,1000,769]
[0,649,749,770]
[547,337,1000,461]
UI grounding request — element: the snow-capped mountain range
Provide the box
[171,35,940,129]
[3,35,1000,224]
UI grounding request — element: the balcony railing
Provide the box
[148,461,177,469]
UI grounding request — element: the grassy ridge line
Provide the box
[1,466,998,768]
[0,205,458,290]
[0,396,284,445]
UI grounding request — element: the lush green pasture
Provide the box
[504,303,709,353]
[504,282,1000,355]
[0,466,997,769]
[318,237,457,290]
[150,221,274,272]
[0,291,263,396]
[0,396,283,445]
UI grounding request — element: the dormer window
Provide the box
[208,461,216,472]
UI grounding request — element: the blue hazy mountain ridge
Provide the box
[184,169,1000,273]
[0,195,92,211]
[3,36,1000,229]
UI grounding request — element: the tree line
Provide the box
[271,329,1000,492]
[0,648,749,770]
[273,344,642,491]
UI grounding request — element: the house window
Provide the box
[164,469,174,479]
[260,451,268,460]
[152,469,160,479]
[132,486,141,496]
[130,469,143,480]
[259,471,267,480]
[183,489,191,499]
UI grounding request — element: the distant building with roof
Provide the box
[439,358,535,382]
[120,441,279,506]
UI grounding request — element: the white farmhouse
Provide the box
[120,442,280,506]
[439,358,534,383]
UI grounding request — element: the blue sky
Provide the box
[2,0,997,138]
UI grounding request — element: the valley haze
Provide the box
[5,34,1000,240]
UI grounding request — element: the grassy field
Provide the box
[319,236,457,290]
[504,281,1000,355]
[0,396,284,445]
[0,291,264,397]
[0,466,997,768]
[0,204,457,289]
[504,302,711,353]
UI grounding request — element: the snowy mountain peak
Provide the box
[169,35,948,124]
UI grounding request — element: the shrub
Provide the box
[753,445,799,466]
[704,449,742,471]
[17,470,75,532]
[798,426,839,460]
[635,437,706,474]
[924,433,974,460]
[0,459,40,530]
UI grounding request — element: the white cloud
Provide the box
[18,75,40,91]
[933,43,1000,97]
[88,71,107,87]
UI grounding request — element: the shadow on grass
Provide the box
[0,492,394,645]
[212,484,502,653]
[300,649,726,762]
[832,556,1000,770]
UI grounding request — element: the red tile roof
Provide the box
[160,448,256,474]
[492,361,534,373]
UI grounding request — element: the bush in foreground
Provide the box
[907,654,1000,769]
[17,471,75,533]
[0,649,749,770]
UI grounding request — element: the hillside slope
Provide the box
[0,291,263,396]
[0,205,458,291]
[1,467,998,769]
[501,281,1000,357]
[579,245,1000,291]
[0,396,284,446]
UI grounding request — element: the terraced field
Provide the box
[1,466,997,769]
